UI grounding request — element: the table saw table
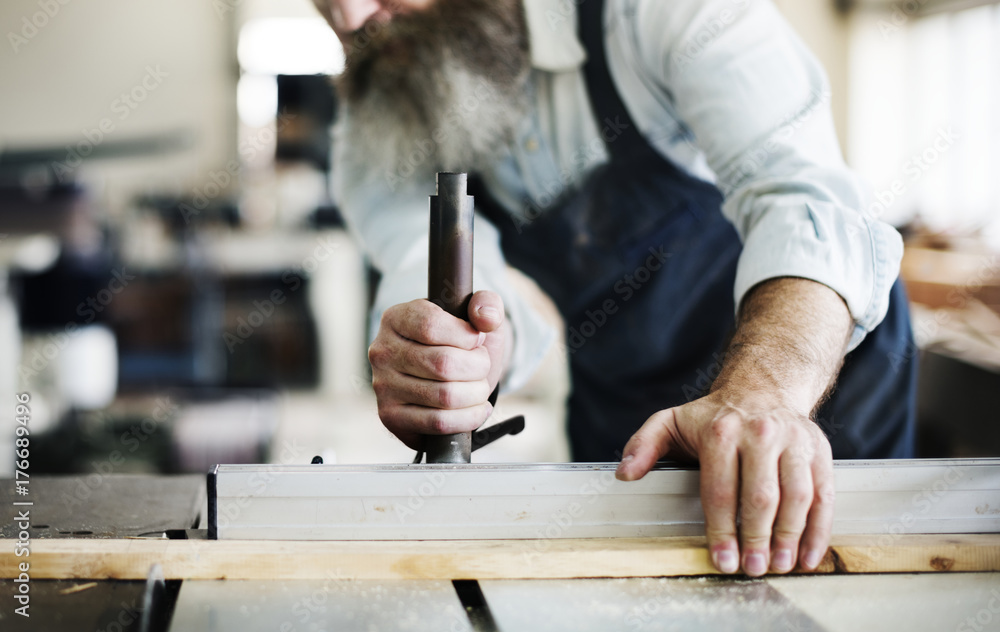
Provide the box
[2,473,999,632]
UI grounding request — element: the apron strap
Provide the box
[576,0,649,160]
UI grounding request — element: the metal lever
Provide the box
[471,415,525,452]
[425,172,476,464]
[413,415,526,464]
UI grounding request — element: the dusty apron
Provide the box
[472,0,916,461]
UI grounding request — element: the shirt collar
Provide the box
[523,0,587,72]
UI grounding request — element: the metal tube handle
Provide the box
[425,172,475,464]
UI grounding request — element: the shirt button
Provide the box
[524,137,540,153]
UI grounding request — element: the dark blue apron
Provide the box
[472,0,916,461]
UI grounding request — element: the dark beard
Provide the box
[336,0,530,181]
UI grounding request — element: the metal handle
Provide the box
[425,172,475,464]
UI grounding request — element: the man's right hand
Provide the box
[368,290,509,449]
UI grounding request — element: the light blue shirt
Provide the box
[333,0,903,392]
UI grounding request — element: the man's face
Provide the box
[315,0,434,42]
[316,0,531,176]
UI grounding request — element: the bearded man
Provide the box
[312,0,917,577]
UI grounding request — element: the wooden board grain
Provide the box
[3,535,998,580]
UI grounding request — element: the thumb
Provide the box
[468,290,505,333]
[616,408,678,481]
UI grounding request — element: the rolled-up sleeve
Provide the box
[331,121,555,391]
[629,0,903,349]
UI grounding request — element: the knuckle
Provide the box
[785,443,815,468]
[379,308,395,328]
[426,409,451,435]
[479,401,494,423]
[382,304,409,330]
[476,379,493,402]
[376,402,398,424]
[401,345,422,373]
[814,433,834,459]
[702,487,737,510]
[746,414,777,441]
[414,318,437,342]
[786,422,809,444]
[705,526,737,542]
[746,483,779,514]
[816,482,837,506]
[772,525,804,541]
[473,348,492,378]
[428,350,454,378]
[367,342,385,367]
[741,533,771,548]
[435,383,457,409]
[371,375,389,398]
[398,299,426,317]
[708,413,740,445]
[783,483,813,508]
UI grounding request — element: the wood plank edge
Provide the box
[2,534,998,580]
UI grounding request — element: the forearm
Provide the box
[711,277,853,416]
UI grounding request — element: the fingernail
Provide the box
[475,332,486,347]
[713,549,739,574]
[744,552,767,576]
[803,549,823,569]
[615,455,634,480]
[478,306,500,321]
[772,548,793,572]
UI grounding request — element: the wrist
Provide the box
[709,344,820,416]
[704,383,813,419]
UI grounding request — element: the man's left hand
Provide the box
[616,390,834,577]
[615,277,853,578]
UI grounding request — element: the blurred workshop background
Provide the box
[0,0,998,477]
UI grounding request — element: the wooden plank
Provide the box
[3,534,999,580]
